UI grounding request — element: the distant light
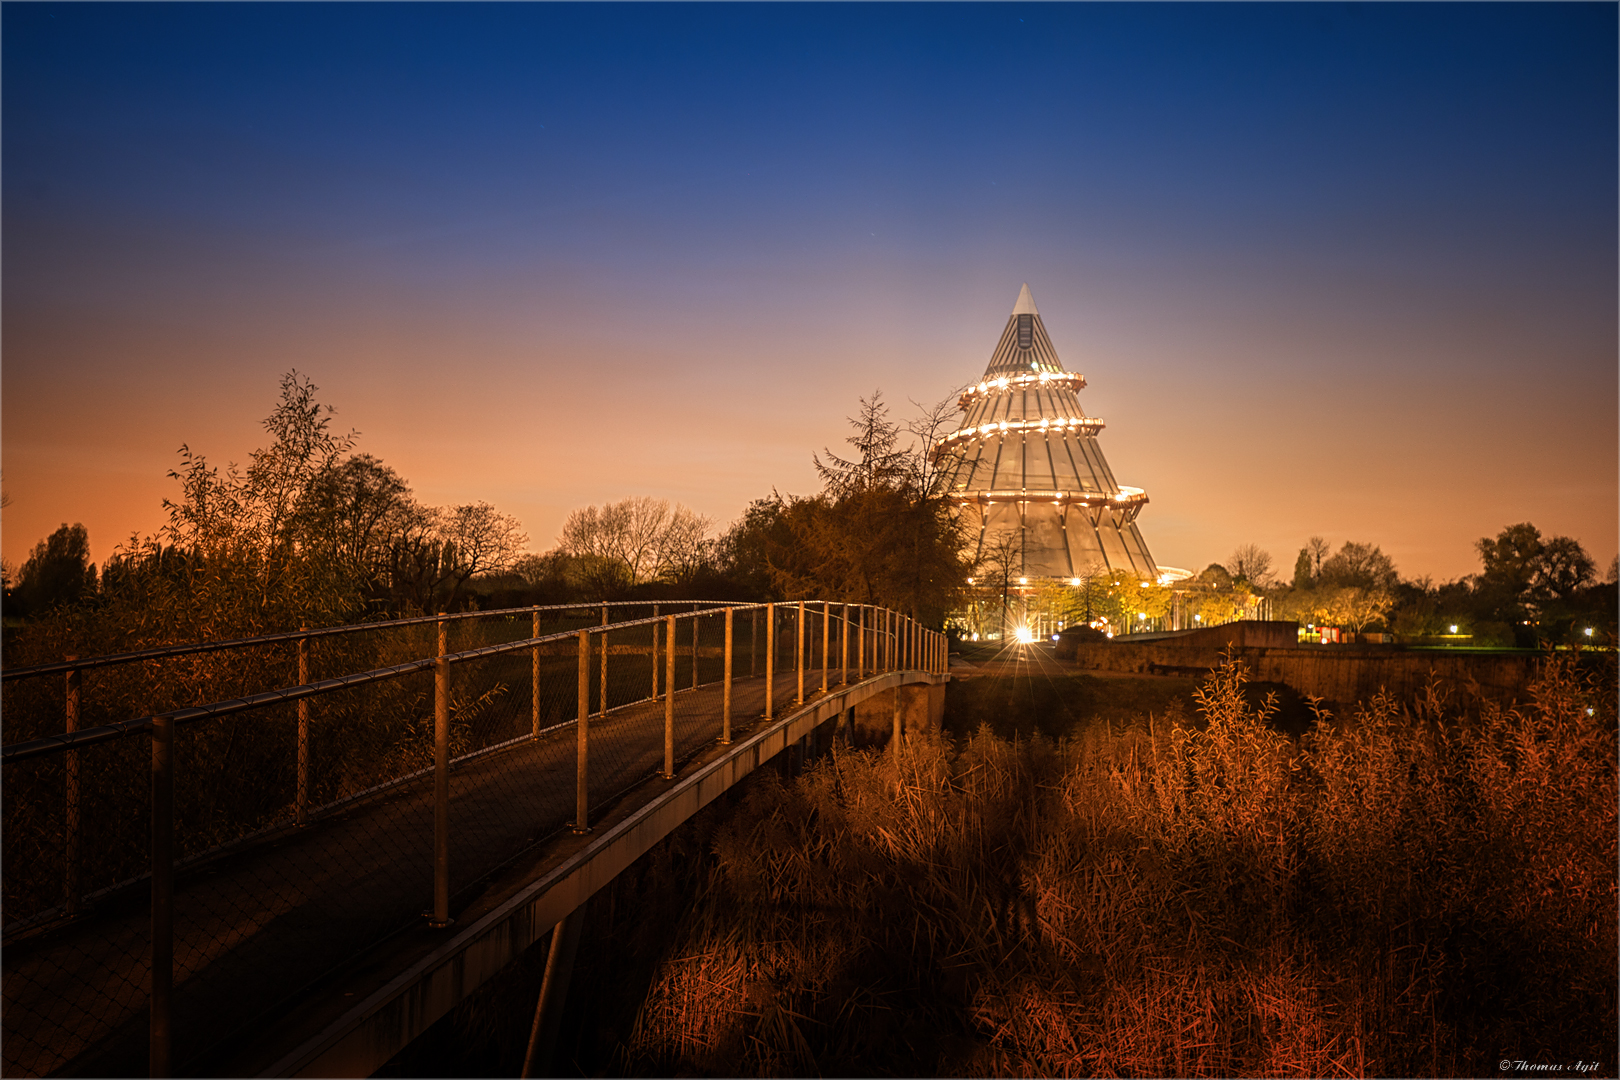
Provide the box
[1014,626,1035,644]
[1018,577,1028,585]
[1585,627,1594,637]
[1069,577,1081,587]
[1588,707,1596,716]
[1138,612,1146,620]
[1449,625,1459,634]
[1051,634,1060,642]
[967,577,975,585]
[970,633,979,642]
[1195,614,1202,622]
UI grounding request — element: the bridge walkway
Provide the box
[5,660,938,1078]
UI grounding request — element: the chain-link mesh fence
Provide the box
[2,601,939,1077]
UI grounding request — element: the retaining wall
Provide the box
[1069,642,1548,713]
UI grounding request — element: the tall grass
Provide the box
[618,654,1616,1077]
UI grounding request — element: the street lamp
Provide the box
[1449,625,1459,634]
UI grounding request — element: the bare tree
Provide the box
[1225,544,1275,587]
[559,496,712,587]
[436,502,528,608]
[905,388,967,496]
[1306,536,1331,578]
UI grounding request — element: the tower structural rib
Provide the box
[936,283,1159,580]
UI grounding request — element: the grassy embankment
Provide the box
[389,654,1616,1078]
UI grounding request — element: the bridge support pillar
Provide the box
[521,906,586,1078]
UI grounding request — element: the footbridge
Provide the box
[2,601,948,1077]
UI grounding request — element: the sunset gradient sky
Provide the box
[4,3,1615,583]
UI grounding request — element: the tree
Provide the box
[13,523,98,617]
[1292,548,1314,590]
[735,394,972,624]
[1533,535,1596,602]
[1225,544,1275,587]
[436,503,528,609]
[1477,524,1544,601]
[813,392,910,495]
[559,497,714,587]
[1306,536,1331,578]
[1319,541,1398,592]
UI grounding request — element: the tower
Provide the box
[937,283,1159,581]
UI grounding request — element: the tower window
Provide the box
[1017,314,1033,349]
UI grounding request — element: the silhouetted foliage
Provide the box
[9,523,97,619]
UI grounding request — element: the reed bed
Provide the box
[615,654,1616,1078]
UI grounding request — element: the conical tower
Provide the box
[937,284,1159,580]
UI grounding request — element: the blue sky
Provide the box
[5,2,1615,580]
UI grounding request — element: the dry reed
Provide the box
[618,653,1616,1078]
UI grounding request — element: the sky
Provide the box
[4,2,1616,584]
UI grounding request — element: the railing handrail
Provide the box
[0,600,908,764]
[0,599,738,683]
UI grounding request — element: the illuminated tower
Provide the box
[936,283,1159,580]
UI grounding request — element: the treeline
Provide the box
[3,374,530,653]
[499,393,970,625]
[2,378,969,661]
[1215,529,1614,647]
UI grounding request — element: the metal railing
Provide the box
[1,600,947,1078]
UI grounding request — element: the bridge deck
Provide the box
[4,668,846,1078]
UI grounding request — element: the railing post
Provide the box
[532,607,542,739]
[840,603,849,686]
[651,615,660,702]
[430,617,451,928]
[574,630,590,833]
[150,713,174,1079]
[765,603,775,720]
[600,605,609,718]
[691,612,699,689]
[663,615,677,779]
[796,600,805,706]
[64,658,81,916]
[296,630,310,827]
[721,608,733,745]
[821,601,830,694]
[750,607,759,677]
[884,610,891,671]
[856,606,865,678]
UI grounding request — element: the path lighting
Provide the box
[970,632,979,642]
[1014,626,1035,644]
[1137,612,1146,620]
[1584,627,1594,637]
[1450,625,1459,634]
[967,577,975,584]
[1018,576,1028,585]
[1195,614,1202,622]
[1051,634,1060,642]
[1069,578,1081,587]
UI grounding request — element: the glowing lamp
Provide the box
[1449,625,1459,634]
[1014,626,1035,644]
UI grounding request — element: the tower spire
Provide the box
[936,285,1160,586]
